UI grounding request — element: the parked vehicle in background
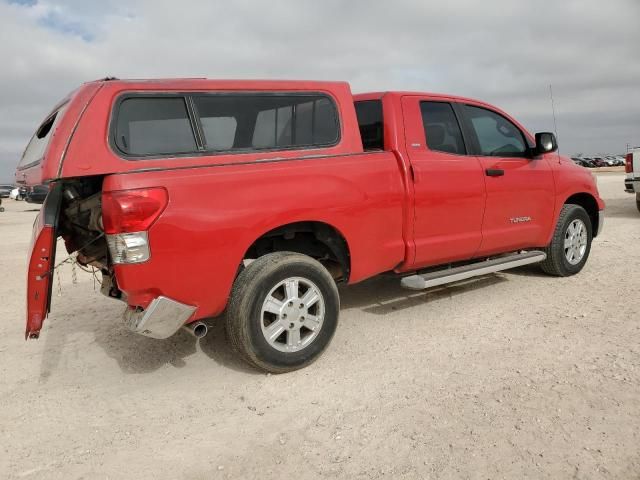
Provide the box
[0,185,13,198]
[613,155,626,166]
[0,184,14,198]
[9,188,23,200]
[625,148,640,212]
[591,157,608,168]
[571,157,592,168]
[579,157,596,168]
[24,184,49,204]
[16,78,605,372]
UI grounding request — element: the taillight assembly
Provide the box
[626,153,634,173]
[102,188,168,264]
[102,187,168,234]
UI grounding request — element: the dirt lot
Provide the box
[1,172,639,479]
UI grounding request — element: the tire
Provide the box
[636,193,640,213]
[226,252,340,373]
[540,204,592,276]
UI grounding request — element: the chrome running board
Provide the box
[400,251,547,291]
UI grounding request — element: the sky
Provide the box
[1,0,639,182]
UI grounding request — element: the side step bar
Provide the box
[400,251,547,291]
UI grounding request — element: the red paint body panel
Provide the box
[103,152,406,316]
[18,79,605,334]
[400,95,486,267]
[15,82,104,186]
[26,222,55,339]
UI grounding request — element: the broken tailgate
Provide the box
[26,184,62,339]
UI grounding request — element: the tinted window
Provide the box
[115,97,197,156]
[251,96,337,149]
[19,103,68,168]
[355,100,384,150]
[464,105,527,157]
[420,102,466,155]
[193,94,339,152]
[200,117,237,150]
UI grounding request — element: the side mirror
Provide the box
[534,132,557,155]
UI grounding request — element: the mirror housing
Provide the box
[534,132,558,155]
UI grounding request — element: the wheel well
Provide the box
[244,222,351,282]
[565,193,600,236]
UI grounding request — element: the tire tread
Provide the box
[540,204,590,276]
[225,252,338,373]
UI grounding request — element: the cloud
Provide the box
[1,0,639,181]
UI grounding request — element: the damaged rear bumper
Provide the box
[123,296,196,339]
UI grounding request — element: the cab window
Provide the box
[464,105,527,157]
[420,102,466,155]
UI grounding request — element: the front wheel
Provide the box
[540,204,592,276]
[225,252,340,373]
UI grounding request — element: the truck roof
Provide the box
[354,90,496,107]
[84,79,497,111]
[85,77,352,91]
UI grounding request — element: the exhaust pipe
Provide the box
[183,321,208,339]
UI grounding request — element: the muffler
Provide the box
[182,321,208,339]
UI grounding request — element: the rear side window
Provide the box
[18,103,68,168]
[193,94,339,152]
[115,97,197,156]
[464,105,527,157]
[113,93,340,158]
[355,100,384,150]
[420,102,466,155]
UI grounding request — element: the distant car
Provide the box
[0,184,13,198]
[9,188,23,200]
[591,157,608,168]
[24,185,48,204]
[571,157,592,168]
[577,157,596,168]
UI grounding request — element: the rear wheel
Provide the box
[541,204,592,276]
[636,193,640,213]
[226,252,339,373]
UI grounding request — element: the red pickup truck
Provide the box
[17,78,604,372]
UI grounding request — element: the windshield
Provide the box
[18,102,68,169]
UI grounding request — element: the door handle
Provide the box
[485,168,504,177]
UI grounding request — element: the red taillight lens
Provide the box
[625,153,634,173]
[102,187,168,234]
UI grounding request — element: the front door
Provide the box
[401,96,486,269]
[458,104,556,255]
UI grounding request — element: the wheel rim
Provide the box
[260,276,325,353]
[564,218,588,265]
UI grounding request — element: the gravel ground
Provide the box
[1,172,638,479]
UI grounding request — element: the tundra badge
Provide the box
[510,216,532,224]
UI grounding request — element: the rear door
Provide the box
[25,184,62,339]
[458,103,555,255]
[401,96,486,268]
